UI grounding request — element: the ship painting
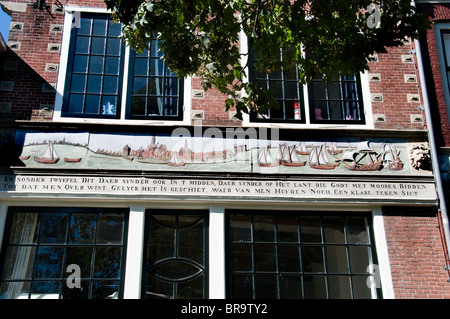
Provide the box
[309,144,339,170]
[279,144,307,167]
[342,141,383,171]
[167,152,186,167]
[379,143,404,170]
[258,147,279,167]
[296,142,310,155]
[34,141,60,164]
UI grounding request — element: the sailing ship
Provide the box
[296,142,310,155]
[280,145,307,167]
[379,143,403,170]
[34,141,60,164]
[342,141,383,171]
[327,142,343,155]
[309,144,338,170]
[167,152,186,167]
[258,147,279,167]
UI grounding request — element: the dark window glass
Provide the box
[142,210,208,299]
[309,73,365,124]
[227,212,379,299]
[63,14,124,118]
[0,208,128,299]
[249,49,305,123]
[127,40,184,120]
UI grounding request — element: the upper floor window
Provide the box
[248,49,365,125]
[59,13,185,122]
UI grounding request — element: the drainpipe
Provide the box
[412,0,450,272]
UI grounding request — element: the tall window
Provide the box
[248,50,365,125]
[0,207,128,299]
[440,31,450,96]
[62,13,184,121]
[227,212,378,299]
[142,210,208,299]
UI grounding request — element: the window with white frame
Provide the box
[227,211,379,299]
[248,49,365,125]
[58,12,185,122]
[0,207,128,299]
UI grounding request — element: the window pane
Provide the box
[66,246,93,278]
[230,215,252,242]
[277,216,299,242]
[278,244,300,272]
[2,246,35,279]
[254,216,275,242]
[39,214,68,244]
[303,275,326,299]
[101,96,117,115]
[68,94,84,114]
[254,244,276,271]
[323,217,345,243]
[326,245,349,273]
[177,276,204,299]
[134,58,148,76]
[89,56,104,74]
[92,280,119,299]
[68,213,96,244]
[302,245,324,273]
[349,246,371,273]
[93,246,121,279]
[97,214,124,244]
[87,75,102,94]
[347,217,369,243]
[444,33,450,67]
[31,281,60,299]
[300,217,322,243]
[328,275,352,299]
[70,74,86,93]
[91,37,106,55]
[85,95,100,114]
[9,213,38,244]
[105,57,120,75]
[231,274,253,298]
[92,19,107,36]
[108,20,122,37]
[106,38,121,56]
[352,275,372,299]
[178,217,205,264]
[255,274,277,298]
[131,97,146,115]
[103,76,118,95]
[230,244,252,271]
[35,246,65,279]
[73,55,88,73]
[78,18,91,35]
[280,275,303,299]
[75,36,90,54]
[62,280,89,299]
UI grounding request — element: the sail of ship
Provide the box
[309,144,338,170]
[342,141,383,171]
[379,143,403,170]
[167,152,186,167]
[34,141,60,164]
[327,142,343,155]
[296,142,310,155]
[280,145,307,167]
[258,147,279,167]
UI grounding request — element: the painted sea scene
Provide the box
[14,130,426,175]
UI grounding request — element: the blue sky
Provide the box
[0,6,11,42]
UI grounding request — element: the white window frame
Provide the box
[239,29,375,130]
[0,200,393,299]
[53,7,192,126]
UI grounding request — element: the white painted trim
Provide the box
[53,9,192,127]
[208,206,226,299]
[0,203,7,252]
[372,208,395,299]
[123,204,146,299]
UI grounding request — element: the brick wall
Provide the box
[0,0,431,130]
[417,3,450,147]
[383,207,450,299]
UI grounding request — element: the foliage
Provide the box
[104,0,431,119]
